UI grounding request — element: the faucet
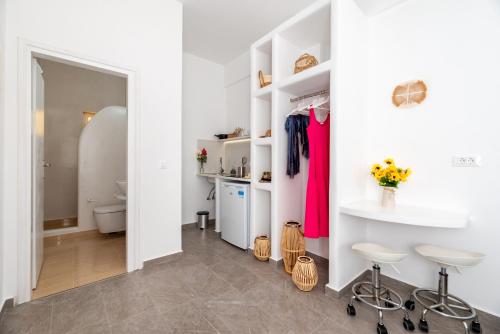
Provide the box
[219,157,224,175]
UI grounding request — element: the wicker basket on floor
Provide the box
[280,221,305,274]
[292,256,318,292]
[253,235,271,261]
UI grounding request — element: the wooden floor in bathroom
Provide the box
[32,230,126,299]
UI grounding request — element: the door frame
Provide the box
[17,39,142,303]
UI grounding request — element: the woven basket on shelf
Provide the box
[292,256,318,292]
[280,221,305,274]
[294,53,318,74]
[253,235,271,261]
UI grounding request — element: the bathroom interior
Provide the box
[32,58,128,299]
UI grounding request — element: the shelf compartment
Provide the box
[253,38,273,91]
[250,187,271,248]
[253,84,272,99]
[278,60,331,96]
[252,145,272,184]
[340,200,469,229]
[276,1,331,81]
[253,137,272,146]
[252,182,272,192]
[199,135,251,143]
[252,94,272,141]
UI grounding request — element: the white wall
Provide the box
[79,107,127,232]
[38,59,126,222]
[330,0,369,290]
[0,0,183,303]
[224,51,251,133]
[0,0,5,307]
[182,53,225,224]
[363,0,500,316]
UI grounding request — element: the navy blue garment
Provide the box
[285,114,310,178]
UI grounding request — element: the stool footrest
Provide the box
[412,288,477,321]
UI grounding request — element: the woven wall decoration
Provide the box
[392,80,427,108]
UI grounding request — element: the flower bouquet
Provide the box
[371,158,411,208]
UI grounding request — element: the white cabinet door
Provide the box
[220,182,249,249]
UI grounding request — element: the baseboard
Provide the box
[325,269,369,299]
[143,250,183,267]
[305,251,329,267]
[0,298,14,321]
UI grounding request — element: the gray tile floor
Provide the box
[1,224,499,334]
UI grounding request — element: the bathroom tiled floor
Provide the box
[32,230,126,299]
[2,224,499,333]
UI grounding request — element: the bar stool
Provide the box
[404,245,485,334]
[347,243,415,334]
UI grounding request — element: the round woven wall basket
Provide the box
[292,256,319,292]
[280,221,305,274]
[253,235,271,261]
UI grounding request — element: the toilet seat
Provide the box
[93,204,126,214]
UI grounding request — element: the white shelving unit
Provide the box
[250,0,331,260]
[249,0,473,296]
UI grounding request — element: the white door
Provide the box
[32,59,45,289]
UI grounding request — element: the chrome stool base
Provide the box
[347,265,415,333]
[405,268,482,334]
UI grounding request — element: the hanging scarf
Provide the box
[285,114,309,178]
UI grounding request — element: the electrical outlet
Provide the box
[452,155,481,167]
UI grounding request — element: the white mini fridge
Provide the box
[220,181,250,249]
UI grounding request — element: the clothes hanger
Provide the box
[286,95,330,117]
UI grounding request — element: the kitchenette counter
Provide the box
[197,173,251,183]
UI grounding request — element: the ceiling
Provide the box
[181,0,314,65]
[353,0,408,16]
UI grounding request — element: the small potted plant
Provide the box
[371,158,412,208]
[196,148,207,174]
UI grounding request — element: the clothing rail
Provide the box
[290,89,329,103]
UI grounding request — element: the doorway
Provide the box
[30,58,128,299]
[17,41,141,304]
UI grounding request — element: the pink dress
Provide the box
[304,108,330,238]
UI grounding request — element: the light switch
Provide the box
[160,160,167,169]
[452,155,481,167]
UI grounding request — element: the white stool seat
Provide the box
[415,244,485,268]
[353,242,407,264]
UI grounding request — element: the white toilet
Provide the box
[93,204,126,233]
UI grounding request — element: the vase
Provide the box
[199,162,204,174]
[280,221,305,274]
[253,235,271,261]
[292,256,318,292]
[381,187,396,209]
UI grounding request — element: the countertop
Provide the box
[197,173,251,183]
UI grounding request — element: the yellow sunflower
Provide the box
[384,158,394,166]
[371,164,382,173]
